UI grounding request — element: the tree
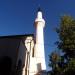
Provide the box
[56,15,75,58]
[49,15,75,75]
[49,51,62,75]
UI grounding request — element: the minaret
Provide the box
[34,8,46,72]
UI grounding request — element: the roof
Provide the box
[0,34,34,38]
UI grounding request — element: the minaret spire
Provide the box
[37,8,43,19]
[34,7,46,73]
[35,7,45,28]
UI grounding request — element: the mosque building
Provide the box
[0,8,47,75]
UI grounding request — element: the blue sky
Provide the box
[0,0,75,70]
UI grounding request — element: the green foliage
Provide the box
[56,15,75,58]
[49,15,75,75]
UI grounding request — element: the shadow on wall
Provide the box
[37,63,42,72]
[34,63,41,75]
[0,56,12,75]
[0,50,25,75]
[0,57,24,75]
[16,59,23,75]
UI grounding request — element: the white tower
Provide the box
[34,8,46,73]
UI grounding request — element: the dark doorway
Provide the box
[0,56,12,75]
